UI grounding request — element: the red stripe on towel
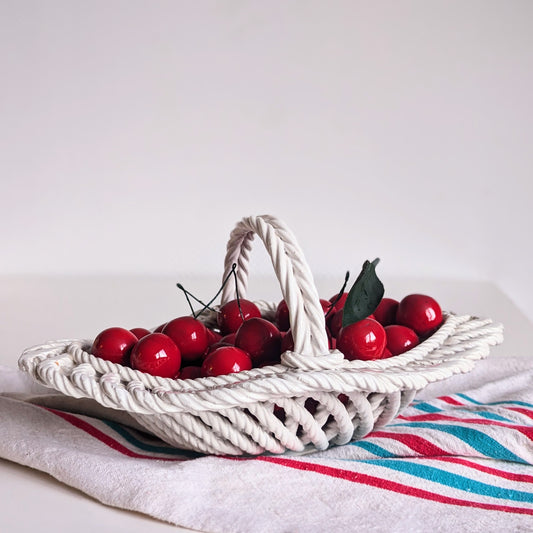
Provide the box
[433,457,533,484]
[437,396,465,406]
[388,414,533,440]
[507,407,533,420]
[253,456,533,516]
[362,431,533,483]
[368,431,450,456]
[42,407,181,462]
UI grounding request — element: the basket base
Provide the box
[130,389,418,456]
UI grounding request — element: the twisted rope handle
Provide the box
[220,215,330,357]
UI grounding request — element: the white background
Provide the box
[1,1,532,321]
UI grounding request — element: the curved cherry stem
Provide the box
[325,271,350,319]
[232,264,244,320]
[189,263,238,318]
[176,283,216,318]
[177,283,196,316]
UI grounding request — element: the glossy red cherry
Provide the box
[327,308,344,338]
[206,328,222,347]
[130,327,151,340]
[220,332,237,345]
[204,341,234,356]
[373,298,399,326]
[154,322,167,333]
[178,366,202,380]
[327,309,376,338]
[385,325,419,356]
[319,299,333,314]
[162,316,209,364]
[329,292,348,311]
[235,317,282,366]
[275,300,291,332]
[396,294,443,336]
[337,318,387,361]
[217,299,261,334]
[201,346,252,377]
[281,329,294,353]
[130,333,181,377]
[381,346,393,359]
[90,327,138,365]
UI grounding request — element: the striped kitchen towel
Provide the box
[1,356,532,533]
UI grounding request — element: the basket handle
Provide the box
[220,215,330,358]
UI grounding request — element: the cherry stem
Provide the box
[176,283,216,318]
[193,263,238,318]
[325,271,350,319]
[232,265,244,320]
[177,284,196,315]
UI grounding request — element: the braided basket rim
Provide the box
[19,308,504,409]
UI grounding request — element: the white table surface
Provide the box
[1,275,532,533]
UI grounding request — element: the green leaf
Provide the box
[342,258,384,327]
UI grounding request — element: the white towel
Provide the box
[1,357,532,533]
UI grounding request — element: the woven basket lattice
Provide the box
[19,215,503,456]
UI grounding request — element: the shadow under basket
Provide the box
[19,215,504,456]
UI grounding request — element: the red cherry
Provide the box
[329,292,348,311]
[220,333,237,345]
[396,294,443,336]
[385,324,419,356]
[130,333,181,377]
[130,327,151,340]
[217,299,261,334]
[281,329,294,353]
[90,327,138,365]
[235,317,282,366]
[337,318,387,361]
[381,346,393,359]
[206,328,222,347]
[201,346,252,377]
[178,366,202,380]
[373,298,399,326]
[275,300,291,332]
[154,322,167,333]
[327,308,344,338]
[162,316,209,364]
[204,341,234,356]
[319,298,333,314]
[327,309,376,338]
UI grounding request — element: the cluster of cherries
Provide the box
[89,292,443,380]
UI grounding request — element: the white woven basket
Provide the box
[19,215,504,456]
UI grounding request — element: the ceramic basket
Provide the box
[19,215,504,456]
